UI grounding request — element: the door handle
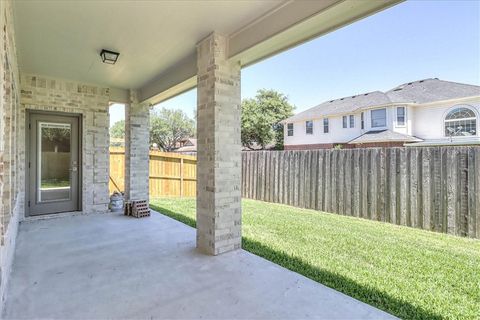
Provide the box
[70,161,78,172]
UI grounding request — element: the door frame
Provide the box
[25,110,83,217]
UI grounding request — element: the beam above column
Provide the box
[138,53,197,107]
[109,87,130,104]
[138,0,402,105]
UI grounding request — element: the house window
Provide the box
[361,112,364,129]
[349,115,355,128]
[444,106,477,137]
[305,120,313,134]
[287,123,294,136]
[342,116,347,128]
[371,108,387,128]
[396,107,406,126]
[323,118,329,133]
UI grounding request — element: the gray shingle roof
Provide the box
[175,145,196,152]
[386,78,480,103]
[348,129,422,144]
[283,91,390,123]
[282,78,480,123]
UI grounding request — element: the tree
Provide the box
[110,120,125,139]
[150,107,195,151]
[42,126,71,152]
[241,89,294,150]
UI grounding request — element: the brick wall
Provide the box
[19,74,111,214]
[0,0,21,312]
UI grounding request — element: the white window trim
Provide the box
[342,116,347,129]
[305,120,313,135]
[371,108,387,129]
[287,123,294,137]
[443,105,478,138]
[323,118,329,133]
[349,115,355,128]
[395,106,406,128]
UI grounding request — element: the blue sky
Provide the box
[110,0,480,126]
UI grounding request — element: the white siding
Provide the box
[284,115,363,145]
[283,98,480,147]
[412,100,480,139]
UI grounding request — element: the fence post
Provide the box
[180,157,184,198]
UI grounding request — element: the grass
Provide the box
[150,198,480,320]
[41,179,70,189]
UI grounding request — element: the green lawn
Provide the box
[150,198,480,320]
[41,179,70,189]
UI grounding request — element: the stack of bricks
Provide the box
[124,200,150,218]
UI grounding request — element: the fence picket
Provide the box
[389,148,397,224]
[422,148,432,230]
[475,148,480,238]
[353,150,361,218]
[446,148,457,235]
[317,150,324,211]
[458,148,469,236]
[279,151,285,204]
[410,148,419,227]
[337,151,344,214]
[345,151,352,216]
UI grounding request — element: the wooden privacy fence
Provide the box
[242,147,480,238]
[110,146,480,238]
[109,148,197,198]
[109,148,126,193]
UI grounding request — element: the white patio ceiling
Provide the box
[13,0,280,90]
[12,0,401,104]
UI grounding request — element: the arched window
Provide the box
[444,106,477,137]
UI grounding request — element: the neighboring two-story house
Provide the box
[282,78,480,149]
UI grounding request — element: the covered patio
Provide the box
[0,0,401,317]
[5,210,393,319]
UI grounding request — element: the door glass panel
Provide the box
[38,122,71,202]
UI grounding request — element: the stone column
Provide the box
[124,90,149,201]
[196,33,242,255]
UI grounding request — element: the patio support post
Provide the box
[196,33,242,255]
[124,89,150,201]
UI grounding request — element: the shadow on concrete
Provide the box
[150,203,442,320]
[242,238,442,320]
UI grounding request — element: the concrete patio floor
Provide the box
[4,210,395,319]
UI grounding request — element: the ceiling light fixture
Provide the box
[100,49,120,64]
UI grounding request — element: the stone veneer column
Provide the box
[196,33,242,255]
[124,90,150,201]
